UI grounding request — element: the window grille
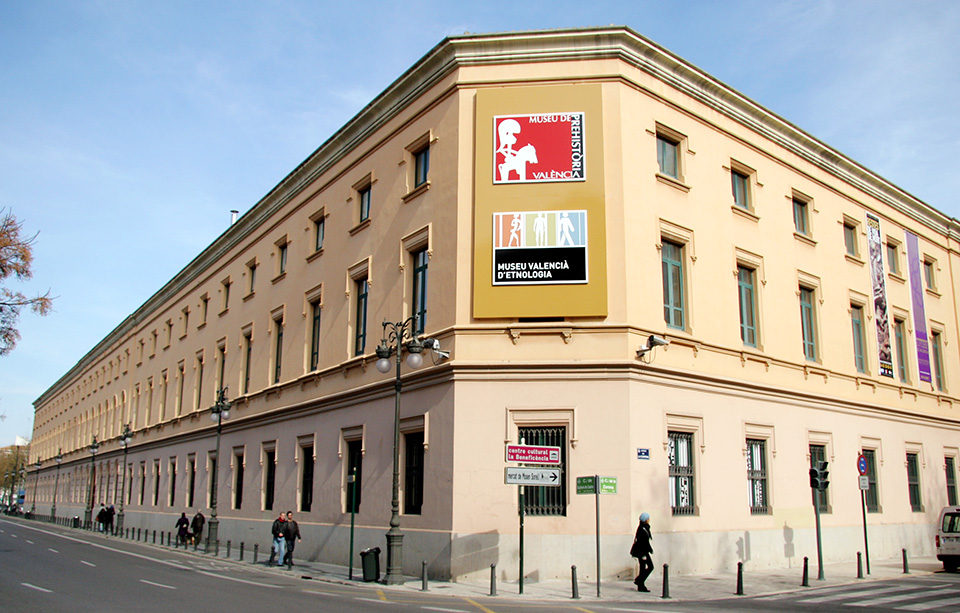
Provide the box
[518,426,566,516]
[669,431,695,516]
[746,439,768,515]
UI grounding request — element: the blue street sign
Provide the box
[857,454,868,476]
[637,448,650,460]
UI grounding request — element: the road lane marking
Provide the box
[22,583,52,593]
[462,598,497,613]
[26,539,34,544]
[356,598,391,604]
[140,579,176,590]
[196,570,282,588]
[81,560,96,567]
[48,548,58,553]
[423,608,469,612]
[900,595,960,610]
[848,587,959,607]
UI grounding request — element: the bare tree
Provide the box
[0,209,53,356]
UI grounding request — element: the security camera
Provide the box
[648,335,669,348]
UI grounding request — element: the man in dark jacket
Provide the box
[283,511,301,568]
[268,512,286,566]
[630,512,654,592]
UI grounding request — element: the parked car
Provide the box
[936,506,960,572]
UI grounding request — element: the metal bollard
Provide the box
[240,542,244,561]
[801,556,809,587]
[662,563,670,599]
[489,563,497,597]
[152,530,156,544]
[422,560,429,591]
[215,538,220,557]
[227,540,231,559]
[137,528,140,541]
[254,543,259,564]
[857,552,864,579]
[193,537,198,552]
[571,565,580,599]
[902,548,909,574]
[736,561,744,596]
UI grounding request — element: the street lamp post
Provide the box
[51,450,62,523]
[207,388,231,550]
[3,471,9,509]
[117,425,133,535]
[84,436,100,529]
[30,458,41,515]
[375,317,427,585]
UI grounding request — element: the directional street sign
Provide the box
[576,475,618,494]
[506,444,561,464]
[505,467,561,486]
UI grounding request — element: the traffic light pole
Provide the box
[814,488,824,580]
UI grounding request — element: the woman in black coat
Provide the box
[630,512,653,592]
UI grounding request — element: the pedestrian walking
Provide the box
[106,505,115,535]
[282,511,301,568]
[630,512,654,592]
[175,512,190,546]
[191,509,206,545]
[268,512,286,566]
[96,504,107,532]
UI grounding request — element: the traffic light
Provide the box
[809,466,821,489]
[817,461,829,491]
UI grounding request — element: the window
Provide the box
[907,452,922,512]
[863,449,879,512]
[181,307,190,337]
[221,278,231,313]
[359,185,371,223]
[208,454,217,508]
[669,431,695,516]
[403,431,424,515]
[309,301,322,372]
[233,450,244,510]
[346,439,362,513]
[851,305,867,373]
[314,216,325,252]
[354,277,369,356]
[201,295,209,326]
[731,169,750,210]
[932,331,945,391]
[810,444,828,513]
[738,266,758,347]
[887,242,899,275]
[242,331,253,394]
[216,343,226,393]
[656,134,679,180]
[518,426,567,516]
[843,222,858,257]
[746,439,768,515]
[263,448,276,511]
[278,242,288,276]
[139,462,146,505]
[661,240,685,329]
[246,260,257,295]
[175,362,185,416]
[168,458,177,506]
[800,287,818,361]
[414,145,430,188]
[924,259,936,291]
[793,197,809,236]
[152,459,160,506]
[412,249,428,335]
[273,318,283,384]
[894,319,908,382]
[187,456,196,508]
[947,457,958,507]
[195,353,204,410]
[300,444,314,513]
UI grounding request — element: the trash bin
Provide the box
[360,547,381,582]
[72,516,80,528]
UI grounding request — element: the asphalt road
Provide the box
[4,518,959,612]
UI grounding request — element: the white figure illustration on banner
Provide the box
[558,212,575,246]
[509,214,522,247]
[497,119,537,182]
[534,213,547,246]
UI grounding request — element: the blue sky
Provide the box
[1,0,958,446]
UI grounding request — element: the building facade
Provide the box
[30,27,960,581]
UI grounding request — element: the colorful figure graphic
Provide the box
[558,212,575,246]
[534,213,547,246]
[509,213,522,247]
[496,118,538,182]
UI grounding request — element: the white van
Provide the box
[936,506,960,572]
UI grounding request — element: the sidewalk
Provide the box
[19,517,945,603]
[150,534,943,602]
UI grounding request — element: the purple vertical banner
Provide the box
[866,215,893,377]
[906,231,932,382]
